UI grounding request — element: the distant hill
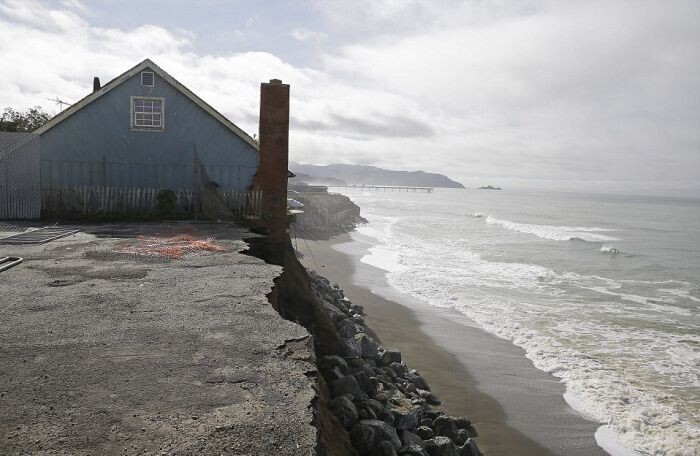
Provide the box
[290,163,465,188]
[290,172,347,186]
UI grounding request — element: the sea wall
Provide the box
[246,238,481,456]
[292,193,364,238]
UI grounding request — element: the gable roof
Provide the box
[34,59,259,149]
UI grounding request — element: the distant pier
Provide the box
[327,185,433,193]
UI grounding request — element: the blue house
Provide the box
[0,57,299,223]
[37,58,259,192]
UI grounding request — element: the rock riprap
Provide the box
[309,271,482,456]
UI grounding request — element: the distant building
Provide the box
[0,59,290,238]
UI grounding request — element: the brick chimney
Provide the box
[252,79,290,242]
[93,77,101,93]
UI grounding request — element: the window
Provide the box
[141,71,155,87]
[131,97,164,130]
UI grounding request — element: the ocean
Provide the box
[338,188,699,456]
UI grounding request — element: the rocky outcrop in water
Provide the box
[309,271,481,456]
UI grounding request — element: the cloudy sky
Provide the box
[1,0,698,195]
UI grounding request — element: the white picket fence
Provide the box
[41,186,262,218]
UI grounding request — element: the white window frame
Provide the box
[141,71,155,87]
[130,96,165,131]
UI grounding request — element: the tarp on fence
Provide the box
[0,132,40,219]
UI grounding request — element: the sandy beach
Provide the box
[295,232,607,456]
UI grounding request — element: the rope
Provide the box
[301,236,321,271]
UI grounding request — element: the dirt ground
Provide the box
[0,222,317,455]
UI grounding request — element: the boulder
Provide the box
[424,436,459,456]
[331,395,359,429]
[454,417,471,430]
[371,441,399,456]
[323,300,347,323]
[356,333,380,360]
[378,349,402,367]
[458,438,480,456]
[418,390,441,406]
[352,303,365,315]
[389,362,409,378]
[337,319,359,339]
[319,355,349,381]
[350,419,402,456]
[358,402,378,420]
[425,410,444,421]
[352,314,366,326]
[415,425,434,440]
[399,443,428,456]
[407,372,430,391]
[454,429,469,446]
[331,375,368,400]
[432,416,459,440]
[367,399,392,422]
[356,371,378,397]
[399,430,425,449]
[391,407,419,430]
[344,338,363,358]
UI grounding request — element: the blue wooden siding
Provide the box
[39,67,259,191]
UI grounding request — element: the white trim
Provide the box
[140,71,155,87]
[35,59,258,149]
[130,96,164,131]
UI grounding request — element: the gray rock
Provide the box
[375,392,389,404]
[399,443,428,456]
[425,410,444,420]
[331,395,358,429]
[331,375,368,400]
[454,429,469,446]
[415,425,434,440]
[358,403,378,420]
[458,438,480,456]
[352,314,366,325]
[389,362,409,378]
[454,417,471,430]
[367,399,391,422]
[407,372,430,391]
[418,390,441,406]
[337,319,359,339]
[399,430,425,449]
[419,418,433,428]
[391,407,419,430]
[323,300,347,323]
[344,339,363,358]
[356,371,378,397]
[379,349,402,367]
[424,436,459,456]
[350,419,402,455]
[319,355,349,381]
[432,415,459,440]
[372,440,399,456]
[356,333,380,360]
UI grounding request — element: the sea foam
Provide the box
[354,214,698,456]
[474,214,620,242]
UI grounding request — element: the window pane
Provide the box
[133,98,163,128]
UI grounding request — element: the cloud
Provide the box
[289,27,328,42]
[0,0,698,195]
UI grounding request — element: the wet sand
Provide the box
[295,232,607,456]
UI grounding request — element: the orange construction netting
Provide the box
[116,235,228,259]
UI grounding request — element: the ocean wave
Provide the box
[357,230,697,454]
[474,214,620,242]
[601,244,623,254]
